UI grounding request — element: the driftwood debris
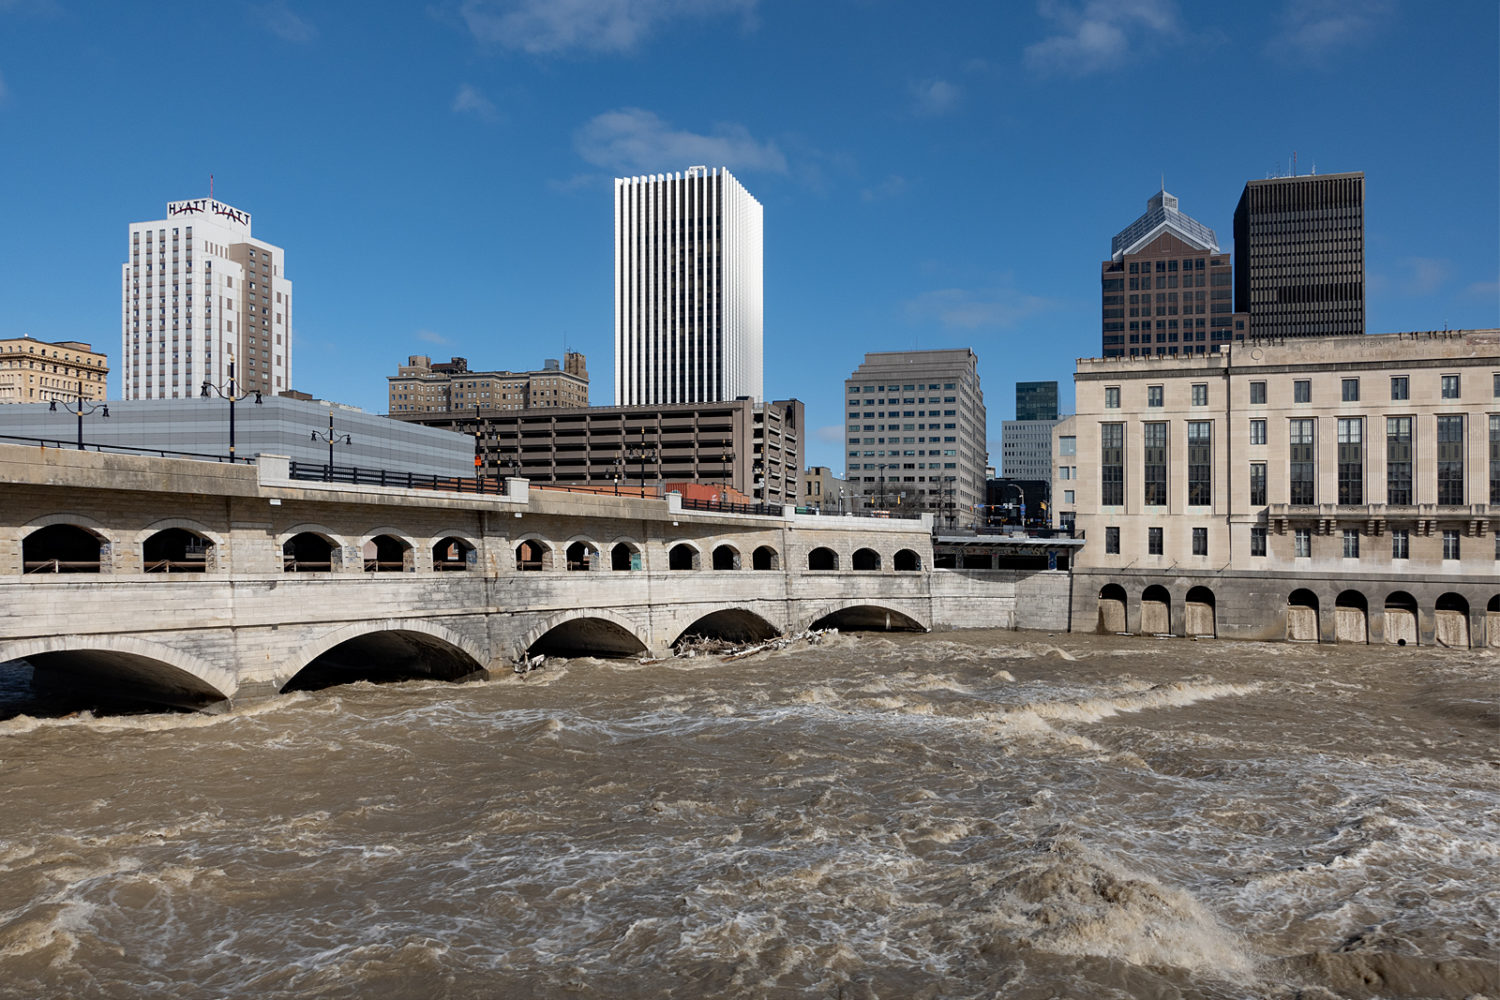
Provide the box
[663,627,839,664]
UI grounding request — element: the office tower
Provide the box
[1233,172,1365,339]
[389,352,589,415]
[1101,186,1245,358]
[843,349,986,526]
[1015,380,1059,421]
[0,337,107,405]
[122,197,292,400]
[614,166,763,406]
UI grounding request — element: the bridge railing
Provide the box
[0,433,255,464]
[679,497,784,517]
[288,462,503,495]
[790,505,924,521]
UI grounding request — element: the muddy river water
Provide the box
[0,629,1495,999]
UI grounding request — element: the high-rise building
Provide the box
[1000,417,1062,480]
[1015,380,1059,421]
[122,197,292,400]
[614,166,763,406]
[843,349,986,526]
[0,337,107,405]
[1101,187,1246,358]
[389,353,588,415]
[1233,172,1365,340]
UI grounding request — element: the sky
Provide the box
[1,0,1496,475]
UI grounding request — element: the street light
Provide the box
[49,380,108,451]
[200,346,262,462]
[310,411,351,482]
[1004,482,1026,528]
[626,426,658,494]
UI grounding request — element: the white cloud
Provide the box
[910,78,961,116]
[459,0,755,54]
[0,71,8,106]
[1266,0,1392,62]
[452,83,498,120]
[253,2,318,43]
[904,287,1053,330]
[814,425,845,444]
[860,175,907,202]
[1398,256,1449,297]
[574,107,787,175]
[1464,278,1500,300]
[416,329,451,345]
[1023,0,1178,77]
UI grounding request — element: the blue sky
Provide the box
[1,0,1496,474]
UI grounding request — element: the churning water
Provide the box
[0,630,1495,999]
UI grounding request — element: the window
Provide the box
[1494,372,1499,397]
[1143,421,1168,505]
[1342,529,1360,558]
[1192,527,1207,556]
[1101,423,1124,505]
[1250,419,1266,445]
[1491,414,1500,504]
[1146,526,1163,555]
[1105,526,1120,554]
[1063,490,1075,503]
[1294,529,1311,558]
[1442,530,1460,560]
[1059,435,1076,456]
[1249,462,1267,506]
[1147,385,1163,408]
[1390,375,1409,400]
[1387,416,1414,504]
[1289,418,1316,504]
[1249,381,1266,405]
[1391,530,1409,560]
[1187,421,1212,506]
[1250,526,1267,557]
[1294,380,1311,403]
[1192,383,1207,406]
[1337,418,1363,504]
[1437,415,1465,504]
[1341,378,1359,402]
[1441,374,1460,399]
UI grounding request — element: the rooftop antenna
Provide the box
[1293,150,1298,176]
[210,173,214,202]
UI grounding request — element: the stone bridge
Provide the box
[0,445,1070,710]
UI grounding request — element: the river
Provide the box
[0,629,1495,999]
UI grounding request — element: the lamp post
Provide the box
[719,440,734,492]
[310,411,351,482]
[49,380,108,450]
[626,426,658,494]
[200,347,262,462]
[1004,482,1026,528]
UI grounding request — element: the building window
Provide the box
[1191,383,1207,406]
[1289,418,1315,504]
[1294,380,1311,403]
[1250,419,1266,445]
[1250,462,1267,506]
[1191,527,1207,556]
[1249,381,1266,405]
[1059,435,1076,456]
[1437,415,1465,504]
[1387,416,1414,505]
[1250,526,1267,557]
[1148,526,1163,555]
[1342,529,1360,558]
[1337,417,1363,504]
[1143,421,1167,505]
[1064,490,1075,503]
[1490,414,1500,504]
[1294,529,1311,558]
[1147,385,1163,408]
[1442,530,1460,560]
[1105,526,1120,554]
[1392,530,1409,560]
[1441,374,1460,399]
[1341,378,1359,402]
[1187,421,1212,506]
[1105,386,1120,409]
[1391,375,1409,400]
[1101,423,1124,506]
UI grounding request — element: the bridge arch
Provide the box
[22,521,110,574]
[278,619,489,692]
[514,536,553,571]
[799,600,929,633]
[852,547,882,571]
[282,528,342,573]
[668,541,702,571]
[671,606,781,648]
[751,545,779,571]
[711,543,742,570]
[520,609,650,659]
[609,539,642,571]
[431,533,478,571]
[893,549,922,572]
[807,546,839,571]
[0,634,235,711]
[361,531,415,572]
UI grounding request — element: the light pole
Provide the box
[1004,482,1026,528]
[310,411,351,482]
[626,426,658,494]
[200,347,262,462]
[49,380,108,450]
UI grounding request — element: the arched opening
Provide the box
[852,548,882,571]
[516,539,550,572]
[363,534,412,572]
[1434,593,1470,649]
[712,544,741,571]
[1097,583,1127,633]
[566,541,595,571]
[1141,585,1171,635]
[12,648,228,715]
[432,536,474,572]
[1487,595,1500,649]
[807,547,839,571]
[893,549,922,572]
[1334,590,1369,644]
[283,532,335,573]
[1184,586,1216,638]
[526,617,649,659]
[752,545,779,571]
[22,524,104,574]
[669,544,700,571]
[672,609,780,649]
[611,542,641,571]
[1287,589,1320,642]
[283,629,486,692]
[143,527,212,573]
[808,605,925,633]
[1384,591,1419,646]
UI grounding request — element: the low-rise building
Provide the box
[800,466,846,511]
[389,353,588,415]
[0,337,108,405]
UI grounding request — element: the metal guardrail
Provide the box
[0,434,254,464]
[288,462,501,494]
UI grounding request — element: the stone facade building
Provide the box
[1067,329,1498,646]
[389,353,588,416]
[0,337,108,405]
[800,465,846,512]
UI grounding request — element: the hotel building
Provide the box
[122,197,291,400]
[614,166,763,406]
[0,337,108,405]
[389,353,588,416]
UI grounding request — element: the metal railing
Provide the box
[680,497,783,517]
[287,462,501,494]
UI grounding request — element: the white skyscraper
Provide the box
[614,166,763,406]
[122,197,292,400]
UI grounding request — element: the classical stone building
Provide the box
[1068,329,1498,646]
[0,337,108,405]
[800,466,846,512]
[389,353,588,416]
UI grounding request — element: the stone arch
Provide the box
[432,533,478,571]
[141,526,216,573]
[361,531,415,572]
[800,600,929,633]
[519,609,650,659]
[515,537,552,571]
[711,543,741,570]
[671,607,781,648]
[751,545,779,571]
[279,619,489,692]
[668,542,701,571]
[893,549,922,572]
[610,540,642,571]
[1184,586,1216,638]
[807,546,839,571]
[1334,590,1369,644]
[1434,593,1470,649]
[1287,588,1320,642]
[852,548,882,571]
[22,522,109,573]
[1141,584,1171,635]
[1487,594,1500,648]
[1383,591,1419,646]
[282,528,341,573]
[564,538,600,571]
[1097,583,1127,633]
[0,633,234,711]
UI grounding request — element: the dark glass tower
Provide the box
[1015,381,1058,421]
